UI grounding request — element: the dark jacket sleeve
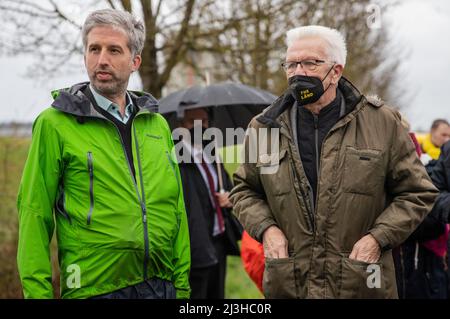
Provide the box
[407,207,446,242]
[429,141,450,223]
[222,163,243,255]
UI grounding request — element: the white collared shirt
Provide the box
[181,140,223,236]
[90,85,134,124]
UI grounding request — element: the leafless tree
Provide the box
[0,0,210,98]
[0,0,405,105]
[188,0,405,104]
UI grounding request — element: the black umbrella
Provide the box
[159,81,277,191]
[158,81,277,138]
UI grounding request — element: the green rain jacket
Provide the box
[17,82,190,299]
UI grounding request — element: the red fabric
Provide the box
[240,231,265,292]
[423,225,450,257]
[199,161,225,233]
[409,132,422,157]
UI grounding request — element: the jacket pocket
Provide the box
[257,149,291,195]
[263,257,297,298]
[339,257,385,299]
[343,147,383,195]
[86,151,95,225]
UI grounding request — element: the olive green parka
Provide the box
[230,77,438,299]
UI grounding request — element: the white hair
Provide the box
[286,25,347,67]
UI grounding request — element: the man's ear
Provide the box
[332,64,344,84]
[132,54,142,72]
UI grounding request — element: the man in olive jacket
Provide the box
[229,26,438,299]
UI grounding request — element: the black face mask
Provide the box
[288,65,335,106]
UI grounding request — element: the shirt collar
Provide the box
[89,84,134,116]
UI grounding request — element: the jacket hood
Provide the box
[51,82,159,118]
[256,76,363,128]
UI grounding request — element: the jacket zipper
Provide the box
[106,116,150,280]
[292,160,315,233]
[132,123,150,279]
[313,115,320,181]
[310,114,320,225]
[287,140,315,233]
[306,184,315,232]
[86,151,95,225]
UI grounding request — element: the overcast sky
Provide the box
[0,0,449,132]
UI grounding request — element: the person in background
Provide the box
[176,107,242,299]
[393,117,449,299]
[429,140,450,298]
[417,119,450,162]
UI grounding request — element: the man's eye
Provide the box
[89,47,99,52]
[303,61,316,67]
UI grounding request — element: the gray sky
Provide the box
[0,0,449,132]
[386,0,450,131]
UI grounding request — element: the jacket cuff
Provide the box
[369,228,392,251]
[254,219,278,243]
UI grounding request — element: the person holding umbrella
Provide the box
[158,81,276,298]
[175,107,239,299]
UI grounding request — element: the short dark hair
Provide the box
[82,9,145,57]
[431,119,449,131]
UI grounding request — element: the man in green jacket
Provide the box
[17,9,190,299]
[230,25,438,298]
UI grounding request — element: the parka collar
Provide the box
[51,81,159,118]
[256,76,363,128]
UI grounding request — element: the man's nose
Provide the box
[97,49,110,65]
[293,63,308,76]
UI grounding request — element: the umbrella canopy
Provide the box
[158,82,277,143]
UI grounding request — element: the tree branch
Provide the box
[119,0,132,12]
[159,0,196,87]
[106,0,117,9]
[48,0,82,29]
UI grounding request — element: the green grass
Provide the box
[226,255,263,299]
[0,137,262,299]
[220,144,243,176]
[221,144,263,298]
[0,137,30,298]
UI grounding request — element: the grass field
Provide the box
[0,137,262,299]
[0,137,29,298]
